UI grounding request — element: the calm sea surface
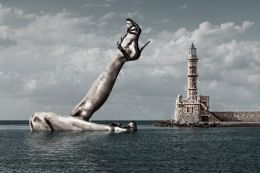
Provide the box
[0,121,260,173]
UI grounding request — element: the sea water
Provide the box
[0,121,260,173]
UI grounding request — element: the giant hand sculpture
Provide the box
[29,18,149,131]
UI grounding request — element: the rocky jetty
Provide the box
[155,120,219,127]
[155,120,260,128]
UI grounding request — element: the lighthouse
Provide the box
[173,43,259,126]
[174,43,210,124]
[187,43,198,99]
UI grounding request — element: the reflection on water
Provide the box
[1,121,260,173]
[27,131,113,172]
[28,131,111,152]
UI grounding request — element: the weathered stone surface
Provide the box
[156,120,260,127]
[175,44,211,124]
[212,112,260,122]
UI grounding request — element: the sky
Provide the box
[0,0,260,120]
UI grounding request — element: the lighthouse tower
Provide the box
[187,43,198,99]
[175,43,210,124]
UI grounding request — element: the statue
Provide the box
[29,18,150,132]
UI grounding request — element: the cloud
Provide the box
[121,11,144,21]
[84,2,111,8]
[0,25,17,48]
[84,0,117,8]
[179,4,188,9]
[0,3,36,26]
[98,12,116,28]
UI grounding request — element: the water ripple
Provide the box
[0,122,260,172]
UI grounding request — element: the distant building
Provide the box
[175,44,220,124]
[174,43,260,124]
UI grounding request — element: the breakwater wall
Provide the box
[212,112,260,122]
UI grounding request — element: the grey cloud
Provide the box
[84,3,111,8]
[0,25,17,48]
[0,38,16,48]
[98,12,116,28]
[84,0,114,8]
[179,4,188,9]
[121,11,144,21]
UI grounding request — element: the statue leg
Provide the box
[71,18,149,121]
[71,99,93,121]
[30,112,137,131]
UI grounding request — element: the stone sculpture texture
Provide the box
[29,18,149,131]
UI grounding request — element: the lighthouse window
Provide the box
[191,49,196,54]
[189,66,196,74]
[187,107,193,113]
